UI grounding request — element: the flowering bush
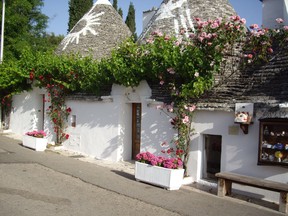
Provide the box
[244,18,288,64]
[45,84,71,144]
[136,152,183,169]
[25,130,46,138]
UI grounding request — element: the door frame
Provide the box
[202,134,222,180]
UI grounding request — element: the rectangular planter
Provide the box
[135,161,184,190]
[22,135,47,151]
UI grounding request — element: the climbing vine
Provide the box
[0,16,287,160]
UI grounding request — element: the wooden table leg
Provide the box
[217,178,232,197]
[279,192,288,214]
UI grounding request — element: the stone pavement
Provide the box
[0,132,285,216]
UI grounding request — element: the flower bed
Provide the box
[135,152,184,190]
[23,130,47,151]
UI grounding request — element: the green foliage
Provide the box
[243,20,288,64]
[125,2,137,41]
[112,0,117,10]
[1,0,50,61]
[118,8,123,18]
[68,0,93,33]
[1,14,287,162]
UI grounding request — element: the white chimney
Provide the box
[261,0,288,28]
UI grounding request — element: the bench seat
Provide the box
[215,172,288,214]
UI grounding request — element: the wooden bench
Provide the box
[215,172,288,214]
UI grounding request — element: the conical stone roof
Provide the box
[56,0,132,60]
[139,0,237,41]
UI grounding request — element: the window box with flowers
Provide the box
[22,130,48,151]
[135,152,184,190]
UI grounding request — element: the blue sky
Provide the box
[42,0,262,36]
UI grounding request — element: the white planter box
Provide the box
[135,161,184,190]
[22,135,47,151]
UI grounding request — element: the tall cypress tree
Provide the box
[125,2,137,41]
[112,0,118,10]
[118,8,123,18]
[111,0,123,18]
[68,0,93,33]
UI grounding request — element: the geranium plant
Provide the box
[136,152,183,169]
[25,130,46,138]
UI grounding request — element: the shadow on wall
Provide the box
[141,110,176,155]
[11,92,44,135]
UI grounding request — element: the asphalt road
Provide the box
[0,134,284,216]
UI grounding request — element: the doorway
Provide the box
[132,103,141,160]
[203,135,222,180]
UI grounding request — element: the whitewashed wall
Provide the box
[63,81,156,161]
[141,102,176,155]
[10,88,50,138]
[262,0,288,28]
[64,99,122,161]
[190,110,288,202]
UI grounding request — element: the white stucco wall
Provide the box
[141,102,176,155]
[262,0,288,28]
[191,110,288,202]
[64,99,122,161]
[10,88,50,138]
[63,80,154,162]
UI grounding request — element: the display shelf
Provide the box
[258,119,288,166]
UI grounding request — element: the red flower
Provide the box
[66,107,72,113]
[29,71,34,80]
[65,134,69,139]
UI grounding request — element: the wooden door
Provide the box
[132,103,141,160]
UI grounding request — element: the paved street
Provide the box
[0,133,284,216]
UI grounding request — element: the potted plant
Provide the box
[22,130,48,151]
[135,152,184,190]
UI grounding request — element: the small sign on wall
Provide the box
[234,103,254,124]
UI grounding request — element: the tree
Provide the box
[0,0,53,61]
[68,0,93,32]
[125,2,137,41]
[110,0,123,18]
[118,8,123,18]
[112,0,117,10]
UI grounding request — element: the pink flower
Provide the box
[159,80,165,85]
[25,130,46,138]
[267,48,273,54]
[276,18,284,24]
[245,54,253,59]
[210,22,219,29]
[164,35,170,40]
[240,18,246,24]
[188,105,196,112]
[182,116,190,124]
[167,67,175,74]
[249,24,259,29]
[284,26,288,31]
